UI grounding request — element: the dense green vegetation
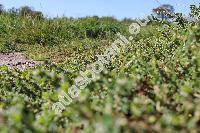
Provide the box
[0,4,200,133]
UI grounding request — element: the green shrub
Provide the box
[0,4,199,133]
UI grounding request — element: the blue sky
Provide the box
[0,0,199,19]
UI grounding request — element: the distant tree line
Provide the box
[0,4,3,13]
[0,4,43,19]
[1,3,197,23]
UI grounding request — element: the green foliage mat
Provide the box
[0,5,200,133]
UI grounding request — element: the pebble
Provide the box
[0,52,42,71]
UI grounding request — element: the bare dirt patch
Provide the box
[0,52,42,70]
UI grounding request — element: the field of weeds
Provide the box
[0,4,200,133]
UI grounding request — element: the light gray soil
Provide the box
[0,52,42,71]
